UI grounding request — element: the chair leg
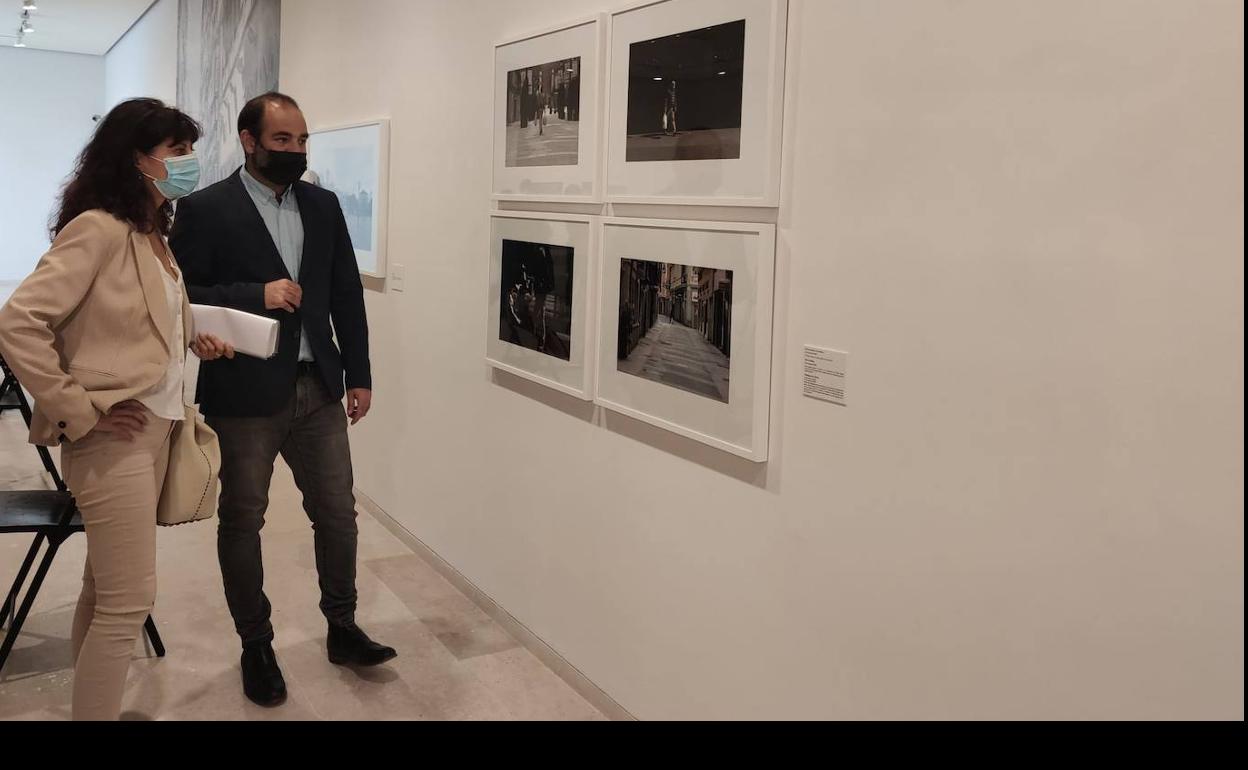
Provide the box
[2,534,47,630]
[143,615,166,658]
[0,536,62,673]
[0,613,20,672]
[0,375,16,409]
[13,384,66,493]
[35,445,66,493]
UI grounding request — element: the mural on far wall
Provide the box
[177,0,281,188]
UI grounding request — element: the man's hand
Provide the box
[265,279,303,313]
[346,388,372,425]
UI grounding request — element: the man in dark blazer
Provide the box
[170,92,395,709]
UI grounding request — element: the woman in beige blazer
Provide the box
[0,98,234,721]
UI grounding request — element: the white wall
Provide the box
[0,0,176,283]
[104,0,179,110]
[280,0,1244,720]
[0,48,104,282]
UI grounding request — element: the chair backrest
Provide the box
[0,354,68,493]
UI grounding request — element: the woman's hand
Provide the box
[191,333,234,361]
[88,400,149,442]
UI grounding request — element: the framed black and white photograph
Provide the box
[494,16,606,203]
[488,212,599,400]
[596,218,776,461]
[506,57,584,169]
[625,19,745,163]
[499,239,576,362]
[307,119,390,278]
[607,0,788,206]
[616,258,734,403]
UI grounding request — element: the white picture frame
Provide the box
[487,212,600,401]
[596,217,776,461]
[606,0,788,207]
[307,119,391,279]
[493,15,607,203]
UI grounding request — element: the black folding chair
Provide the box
[1,355,68,495]
[0,355,165,674]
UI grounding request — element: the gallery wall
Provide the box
[0,47,103,282]
[178,0,281,188]
[281,0,1244,719]
[104,0,179,110]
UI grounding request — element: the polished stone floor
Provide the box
[0,410,604,721]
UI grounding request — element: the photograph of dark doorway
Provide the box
[617,258,733,403]
[625,19,746,163]
[500,239,575,361]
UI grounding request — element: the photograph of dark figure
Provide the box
[626,19,746,162]
[506,57,582,167]
[617,258,733,403]
[663,79,679,136]
[499,239,574,361]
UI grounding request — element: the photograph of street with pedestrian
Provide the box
[506,57,582,167]
[617,258,733,403]
[625,19,745,162]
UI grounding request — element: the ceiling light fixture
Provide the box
[22,2,37,11]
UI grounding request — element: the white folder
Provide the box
[190,304,280,360]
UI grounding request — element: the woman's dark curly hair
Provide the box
[52,98,201,238]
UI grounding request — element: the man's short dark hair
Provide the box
[237,91,301,140]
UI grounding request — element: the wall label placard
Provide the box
[803,346,847,406]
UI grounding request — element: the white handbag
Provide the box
[157,404,221,526]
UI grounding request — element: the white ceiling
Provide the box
[0,0,156,56]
